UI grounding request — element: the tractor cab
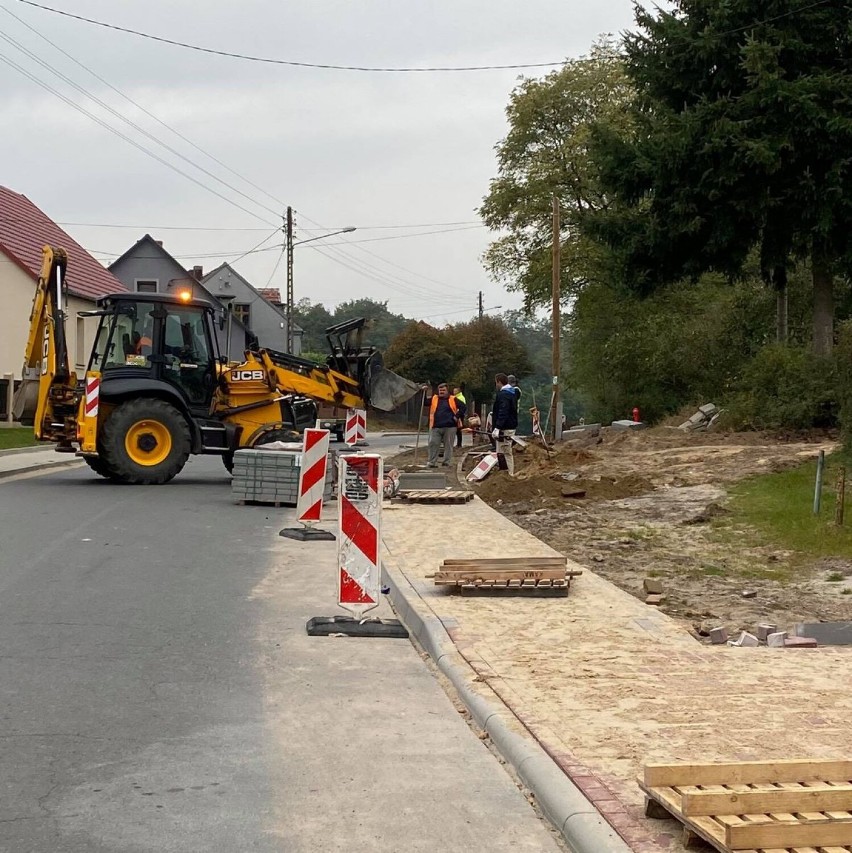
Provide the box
[86,293,221,413]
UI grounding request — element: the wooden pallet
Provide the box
[641,759,852,853]
[398,489,474,505]
[435,557,581,595]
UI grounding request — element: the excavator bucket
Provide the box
[12,373,39,426]
[364,352,422,412]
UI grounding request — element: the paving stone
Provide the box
[785,636,818,648]
[708,626,728,645]
[767,631,788,647]
[756,623,777,641]
[643,578,664,595]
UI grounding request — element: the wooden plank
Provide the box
[642,784,728,848]
[434,568,566,583]
[681,785,852,816]
[441,557,566,566]
[726,818,852,849]
[644,760,852,788]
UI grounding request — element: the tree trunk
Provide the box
[776,287,788,343]
[812,251,834,356]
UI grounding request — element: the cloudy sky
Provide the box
[0,0,638,323]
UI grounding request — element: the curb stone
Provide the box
[0,458,83,479]
[382,557,632,853]
[0,445,52,457]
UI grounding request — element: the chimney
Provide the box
[192,265,203,281]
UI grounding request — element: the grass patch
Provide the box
[727,454,852,560]
[0,428,38,450]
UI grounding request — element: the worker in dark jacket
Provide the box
[491,372,519,475]
[427,383,463,467]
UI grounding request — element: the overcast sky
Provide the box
[0,0,638,323]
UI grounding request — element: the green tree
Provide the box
[292,298,334,353]
[479,39,634,310]
[590,1,852,354]
[331,298,408,351]
[384,322,458,385]
[444,316,532,407]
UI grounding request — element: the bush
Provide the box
[724,344,839,430]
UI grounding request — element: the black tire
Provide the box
[252,428,300,447]
[222,451,234,474]
[82,455,119,480]
[99,398,191,485]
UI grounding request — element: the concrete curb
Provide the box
[0,445,49,457]
[382,559,632,853]
[0,458,83,479]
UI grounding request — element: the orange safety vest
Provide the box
[429,394,458,428]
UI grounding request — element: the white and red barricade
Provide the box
[295,428,330,524]
[344,408,367,446]
[338,452,382,617]
[84,375,100,418]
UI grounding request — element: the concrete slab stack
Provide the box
[231,447,334,506]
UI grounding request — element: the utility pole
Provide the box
[551,195,561,441]
[285,205,294,354]
[478,291,484,320]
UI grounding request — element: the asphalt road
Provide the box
[0,445,561,853]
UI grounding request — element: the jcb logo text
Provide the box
[231,370,265,381]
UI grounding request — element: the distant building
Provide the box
[202,263,303,356]
[107,235,251,361]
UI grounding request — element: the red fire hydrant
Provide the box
[632,406,641,423]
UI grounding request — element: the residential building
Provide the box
[202,263,303,356]
[107,234,249,362]
[0,185,126,417]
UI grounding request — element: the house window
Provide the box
[136,280,158,293]
[233,303,250,326]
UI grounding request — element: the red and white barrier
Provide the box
[344,408,367,446]
[295,428,330,523]
[466,452,499,482]
[338,453,382,618]
[84,375,100,418]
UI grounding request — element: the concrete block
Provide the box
[644,593,665,605]
[767,631,788,647]
[756,623,777,641]
[611,420,647,431]
[698,403,718,416]
[741,589,757,599]
[688,412,706,425]
[709,626,728,645]
[678,421,693,431]
[733,631,759,647]
[785,636,818,648]
[643,578,663,595]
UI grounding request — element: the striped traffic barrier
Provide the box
[279,428,335,541]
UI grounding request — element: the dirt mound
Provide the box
[475,471,653,504]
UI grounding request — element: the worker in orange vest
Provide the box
[427,383,464,468]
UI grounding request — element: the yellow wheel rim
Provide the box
[125,419,172,466]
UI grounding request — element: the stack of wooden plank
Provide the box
[398,490,474,505]
[641,758,852,853]
[434,556,581,596]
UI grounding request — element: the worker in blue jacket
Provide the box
[491,372,519,475]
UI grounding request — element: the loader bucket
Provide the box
[12,375,39,426]
[365,352,422,412]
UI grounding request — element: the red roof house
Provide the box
[0,185,125,300]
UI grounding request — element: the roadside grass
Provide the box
[0,428,38,450]
[719,452,852,563]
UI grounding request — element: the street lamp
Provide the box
[285,205,356,353]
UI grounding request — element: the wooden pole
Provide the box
[835,466,846,527]
[551,195,560,442]
[814,449,825,515]
[413,386,427,465]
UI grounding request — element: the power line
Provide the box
[1,3,288,213]
[306,224,486,246]
[14,1,566,73]
[0,18,281,222]
[295,210,471,298]
[0,48,278,226]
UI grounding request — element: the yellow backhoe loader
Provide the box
[13,245,420,484]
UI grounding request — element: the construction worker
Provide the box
[491,372,519,476]
[453,385,467,448]
[427,383,462,467]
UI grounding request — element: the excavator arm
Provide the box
[13,246,78,444]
